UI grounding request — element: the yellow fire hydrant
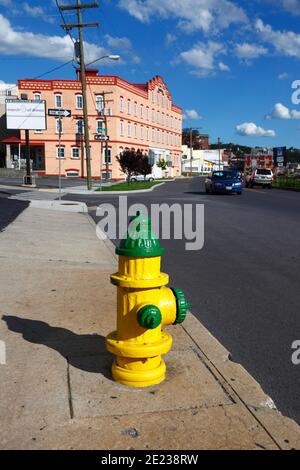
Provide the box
[105,212,190,387]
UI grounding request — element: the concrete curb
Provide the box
[181,313,300,450]
[87,181,167,195]
[29,200,88,213]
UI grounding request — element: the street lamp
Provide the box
[85,54,121,67]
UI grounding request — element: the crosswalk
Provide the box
[9,191,58,201]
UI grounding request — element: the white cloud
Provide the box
[256,19,300,58]
[118,0,247,34]
[0,13,109,63]
[235,42,268,60]
[266,102,300,119]
[165,33,177,46]
[278,72,289,79]
[236,122,276,137]
[267,0,300,16]
[23,2,44,17]
[180,41,225,77]
[219,61,230,71]
[183,109,202,120]
[0,0,12,5]
[22,2,55,24]
[105,34,141,64]
[105,35,132,51]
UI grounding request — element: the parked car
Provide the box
[129,174,155,182]
[245,169,273,189]
[205,170,243,195]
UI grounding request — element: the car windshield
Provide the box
[256,169,272,175]
[212,171,238,180]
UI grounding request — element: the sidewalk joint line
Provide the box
[66,358,74,420]
[181,322,282,450]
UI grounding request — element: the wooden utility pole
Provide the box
[58,0,99,190]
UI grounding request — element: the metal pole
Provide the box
[218,137,221,170]
[18,142,21,170]
[77,0,92,190]
[25,129,31,185]
[190,128,193,177]
[58,117,62,200]
[99,140,103,190]
[103,94,110,181]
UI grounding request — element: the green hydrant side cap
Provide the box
[172,288,190,324]
[138,305,162,329]
[116,212,165,258]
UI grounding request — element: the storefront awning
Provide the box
[0,136,22,144]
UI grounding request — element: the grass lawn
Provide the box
[273,177,300,191]
[96,180,162,192]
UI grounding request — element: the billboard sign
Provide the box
[6,99,46,130]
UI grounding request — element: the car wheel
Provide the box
[131,178,137,182]
[237,191,242,195]
[268,185,272,189]
[149,178,154,182]
[250,182,254,188]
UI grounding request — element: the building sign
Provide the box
[273,147,287,167]
[6,99,46,130]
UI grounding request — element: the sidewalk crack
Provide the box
[66,357,74,420]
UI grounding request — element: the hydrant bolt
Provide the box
[137,305,162,329]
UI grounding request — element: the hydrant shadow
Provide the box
[2,315,112,378]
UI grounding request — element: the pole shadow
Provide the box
[2,315,113,377]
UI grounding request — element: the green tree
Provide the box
[137,154,153,179]
[157,159,168,171]
[117,149,152,182]
[117,149,140,182]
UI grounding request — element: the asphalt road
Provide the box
[0,194,29,231]
[64,177,300,424]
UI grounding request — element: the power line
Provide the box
[55,0,76,44]
[34,59,76,79]
[3,59,76,94]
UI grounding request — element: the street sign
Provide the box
[95,135,109,141]
[48,109,72,118]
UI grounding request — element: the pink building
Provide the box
[17,70,183,179]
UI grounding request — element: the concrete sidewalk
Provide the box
[0,206,300,450]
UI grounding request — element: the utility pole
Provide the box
[97,91,113,181]
[58,116,62,200]
[218,137,221,170]
[59,0,99,191]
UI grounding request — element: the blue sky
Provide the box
[1,0,300,147]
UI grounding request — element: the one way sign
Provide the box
[48,109,72,118]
